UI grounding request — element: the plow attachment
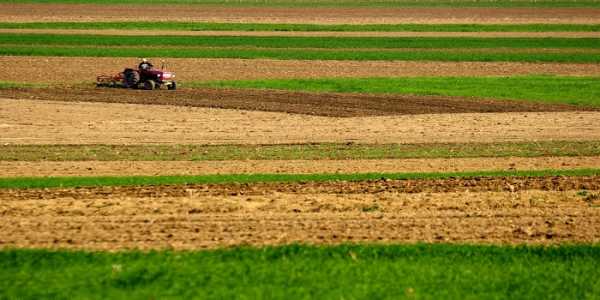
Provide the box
[96,73,124,88]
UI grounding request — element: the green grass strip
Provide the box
[2,141,600,161]
[1,45,598,63]
[2,22,600,32]
[0,81,46,89]
[195,75,600,107]
[1,169,598,189]
[2,244,600,299]
[2,34,598,49]
[2,0,600,8]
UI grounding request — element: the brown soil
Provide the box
[4,175,599,200]
[2,98,600,145]
[2,57,600,84]
[1,4,599,24]
[1,183,599,249]
[2,28,599,38]
[2,156,600,177]
[1,87,592,118]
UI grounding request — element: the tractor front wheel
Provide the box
[167,81,177,90]
[143,80,156,90]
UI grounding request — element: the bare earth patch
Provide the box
[1,186,599,249]
[2,29,599,38]
[1,87,591,117]
[2,99,600,145]
[2,57,600,84]
[1,5,599,24]
[2,156,600,177]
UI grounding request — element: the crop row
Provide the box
[2,34,599,49]
[1,169,599,189]
[2,45,599,63]
[2,22,600,32]
[2,140,599,161]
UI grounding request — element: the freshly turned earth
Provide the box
[2,99,600,145]
[1,4,599,24]
[1,87,595,117]
[2,157,600,177]
[2,57,600,84]
[1,177,599,250]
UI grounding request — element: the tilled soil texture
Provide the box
[4,176,599,200]
[3,157,600,177]
[3,29,600,38]
[3,57,600,84]
[1,87,592,118]
[3,99,600,145]
[2,5,599,24]
[1,179,599,249]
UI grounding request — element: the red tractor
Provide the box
[96,60,177,90]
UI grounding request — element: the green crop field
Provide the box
[2,244,600,299]
[2,45,598,62]
[0,81,45,89]
[2,34,597,49]
[1,33,598,62]
[194,75,600,107]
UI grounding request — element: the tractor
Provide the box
[96,60,177,90]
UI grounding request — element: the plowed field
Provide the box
[2,5,599,24]
[2,99,600,145]
[2,87,593,117]
[6,176,599,199]
[3,156,600,177]
[3,57,600,84]
[1,177,599,249]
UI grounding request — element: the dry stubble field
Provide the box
[0,2,599,252]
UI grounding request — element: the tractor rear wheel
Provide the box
[144,80,156,90]
[123,68,139,88]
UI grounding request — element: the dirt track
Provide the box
[1,181,599,249]
[1,87,592,117]
[3,28,599,38]
[2,57,600,84]
[2,99,600,145]
[2,4,599,24]
[3,157,600,177]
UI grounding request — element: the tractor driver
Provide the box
[138,58,153,71]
